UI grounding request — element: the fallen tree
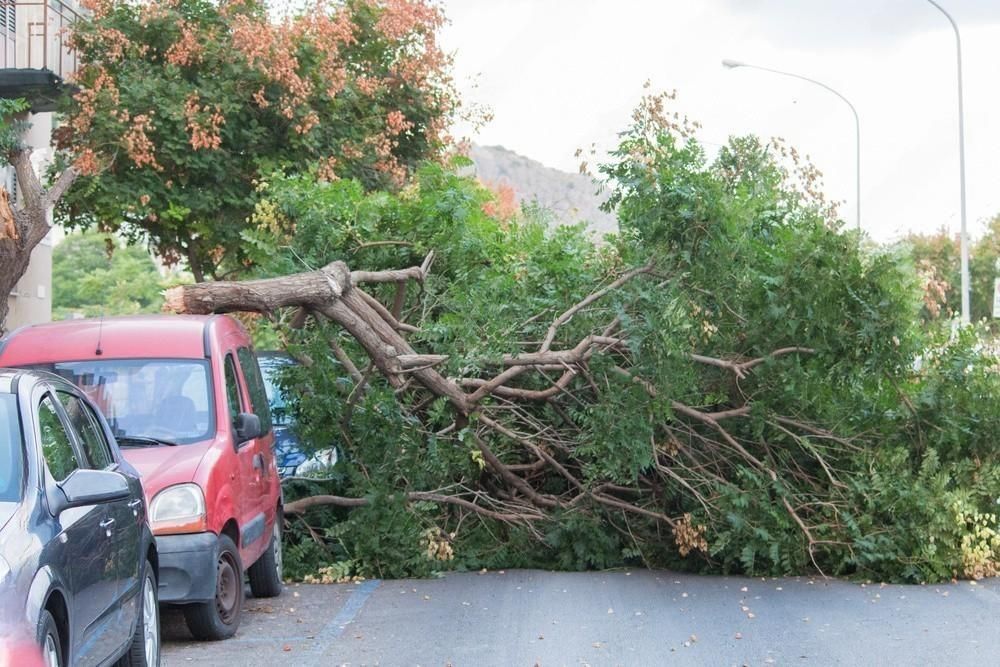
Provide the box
[167,250,846,573]
[160,104,1000,583]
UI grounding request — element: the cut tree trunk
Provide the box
[166,254,473,412]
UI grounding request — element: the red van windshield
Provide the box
[32,359,215,445]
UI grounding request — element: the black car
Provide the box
[0,369,159,666]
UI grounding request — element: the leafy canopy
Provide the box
[254,122,997,584]
[901,217,1000,327]
[57,0,458,280]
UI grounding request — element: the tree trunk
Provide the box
[0,147,78,332]
[185,241,207,283]
[165,254,472,412]
[0,245,28,333]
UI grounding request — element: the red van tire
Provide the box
[183,535,243,641]
[248,517,283,598]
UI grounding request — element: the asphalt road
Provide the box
[162,569,1000,666]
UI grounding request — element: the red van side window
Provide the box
[236,347,272,435]
[223,354,243,421]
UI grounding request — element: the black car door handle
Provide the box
[99,518,115,536]
[128,499,142,516]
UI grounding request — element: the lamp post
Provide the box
[925,0,970,324]
[722,59,861,232]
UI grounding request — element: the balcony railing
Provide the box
[0,0,82,80]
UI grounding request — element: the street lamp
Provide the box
[925,0,970,325]
[722,59,861,232]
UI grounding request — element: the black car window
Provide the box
[237,347,272,434]
[224,354,243,420]
[38,395,81,482]
[56,390,113,470]
[0,394,24,502]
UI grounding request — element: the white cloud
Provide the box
[440,0,1000,242]
[716,0,1000,49]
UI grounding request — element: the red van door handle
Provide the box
[252,453,264,471]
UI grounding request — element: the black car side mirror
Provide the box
[234,412,262,443]
[55,469,130,513]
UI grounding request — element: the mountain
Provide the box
[469,145,617,235]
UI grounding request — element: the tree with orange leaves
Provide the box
[55,0,459,281]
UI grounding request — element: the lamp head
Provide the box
[721,59,745,69]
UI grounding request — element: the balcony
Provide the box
[0,0,81,112]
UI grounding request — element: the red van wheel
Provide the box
[215,550,240,624]
[183,535,243,640]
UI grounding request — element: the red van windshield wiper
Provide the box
[117,435,178,447]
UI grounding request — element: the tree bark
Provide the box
[165,255,473,413]
[0,244,30,332]
[0,147,78,333]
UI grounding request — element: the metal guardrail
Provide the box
[0,0,82,79]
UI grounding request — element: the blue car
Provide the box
[257,353,337,478]
[0,369,159,666]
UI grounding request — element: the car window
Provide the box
[38,395,81,482]
[0,394,24,502]
[237,347,272,434]
[258,356,289,410]
[31,359,215,445]
[224,354,243,420]
[56,390,113,470]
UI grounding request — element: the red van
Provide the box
[0,315,284,640]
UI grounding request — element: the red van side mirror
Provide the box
[234,412,262,444]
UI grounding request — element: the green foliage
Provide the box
[901,217,1000,327]
[0,98,28,161]
[254,102,997,584]
[51,232,182,318]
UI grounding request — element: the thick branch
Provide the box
[540,262,653,352]
[327,335,364,385]
[397,354,449,369]
[8,148,41,212]
[462,368,577,402]
[591,492,677,528]
[350,265,426,285]
[46,165,79,206]
[283,492,543,523]
[690,347,815,379]
[465,366,528,404]
[356,288,419,333]
[504,335,624,367]
[472,433,560,509]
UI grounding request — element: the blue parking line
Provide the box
[313,579,381,647]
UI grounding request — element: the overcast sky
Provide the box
[439,0,1000,242]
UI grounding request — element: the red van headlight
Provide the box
[150,483,207,534]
